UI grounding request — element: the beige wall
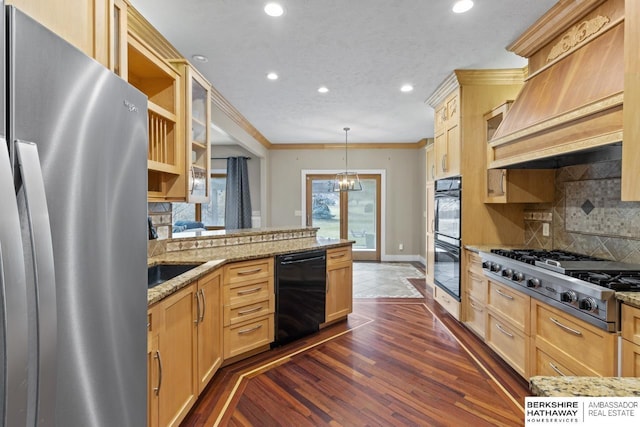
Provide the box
[268,146,426,260]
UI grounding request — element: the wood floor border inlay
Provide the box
[417,301,525,415]
[204,301,525,425]
[213,315,376,426]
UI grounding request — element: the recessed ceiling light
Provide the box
[264,3,285,17]
[267,72,279,80]
[400,84,414,93]
[452,0,474,13]
[318,86,329,94]
[192,54,208,63]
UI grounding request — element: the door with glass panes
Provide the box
[305,174,381,261]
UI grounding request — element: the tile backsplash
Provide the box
[524,159,640,263]
[148,202,172,240]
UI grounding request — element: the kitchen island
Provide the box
[147,226,352,305]
[146,226,354,427]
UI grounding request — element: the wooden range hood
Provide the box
[488,0,624,169]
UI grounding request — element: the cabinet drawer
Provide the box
[224,298,274,326]
[486,313,527,377]
[464,294,486,339]
[223,314,274,359]
[533,301,616,376]
[467,271,487,303]
[224,258,272,285]
[467,252,484,276]
[327,246,352,266]
[621,338,640,377]
[487,281,530,334]
[224,278,272,307]
[622,303,640,346]
[434,286,460,319]
[534,347,579,377]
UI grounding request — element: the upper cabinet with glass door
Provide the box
[171,60,211,203]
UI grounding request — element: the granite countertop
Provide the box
[617,292,640,310]
[147,237,352,306]
[530,376,640,397]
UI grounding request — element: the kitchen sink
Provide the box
[148,264,199,289]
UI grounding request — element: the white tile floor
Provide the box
[352,262,424,298]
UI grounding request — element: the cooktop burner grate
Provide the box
[490,249,602,265]
[567,271,640,291]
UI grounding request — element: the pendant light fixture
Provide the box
[333,127,362,192]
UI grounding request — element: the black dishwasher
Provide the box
[273,249,327,347]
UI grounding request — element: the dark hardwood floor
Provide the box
[181,276,529,426]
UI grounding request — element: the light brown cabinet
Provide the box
[108,0,128,77]
[485,280,530,377]
[433,286,460,319]
[325,246,353,324]
[147,270,223,427]
[531,300,617,377]
[222,258,275,360]
[433,90,460,179]
[462,251,487,339]
[8,0,109,66]
[127,31,183,201]
[196,270,223,393]
[484,102,555,204]
[426,143,436,183]
[621,303,640,376]
[147,283,198,427]
[171,60,212,203]
[623,0,640,200]
[425,183,435,288]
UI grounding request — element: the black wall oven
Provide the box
[433,176,461,301]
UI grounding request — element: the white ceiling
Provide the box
[128,0,557,145]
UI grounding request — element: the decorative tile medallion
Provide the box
[565,178,640,238]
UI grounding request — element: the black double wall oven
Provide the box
[433,176,461,301]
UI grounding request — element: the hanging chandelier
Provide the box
[333,127,362,192]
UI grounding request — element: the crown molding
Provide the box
[127,5,182,59]
[425,72,459,108]
[506,0,608,58]
[269,140,428,150]
[209,87,272,149]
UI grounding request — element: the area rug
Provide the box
[353,262,424,298]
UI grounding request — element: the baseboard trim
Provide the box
[381,254,423,262]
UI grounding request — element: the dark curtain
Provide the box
[225,157,252,229]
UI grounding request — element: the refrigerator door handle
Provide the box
[15,140,57,425]
[0,138,29,427]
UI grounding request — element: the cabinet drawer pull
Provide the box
[237,268,262,276]
[199,289,206,322]
[549,317,582,336]
[495,289,514,300]
[194,291,202,324]
[330,253,346,259]
[495,323,514,338]
[154,350,163,396]
[469,302,482,311]
[237,287,262,295]
[238,306,262,316]
[549,362,566,376]
[238,324,263,335]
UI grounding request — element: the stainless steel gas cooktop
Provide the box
[479,249,640,332]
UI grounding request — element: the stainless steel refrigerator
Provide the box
[0,4,148,426]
